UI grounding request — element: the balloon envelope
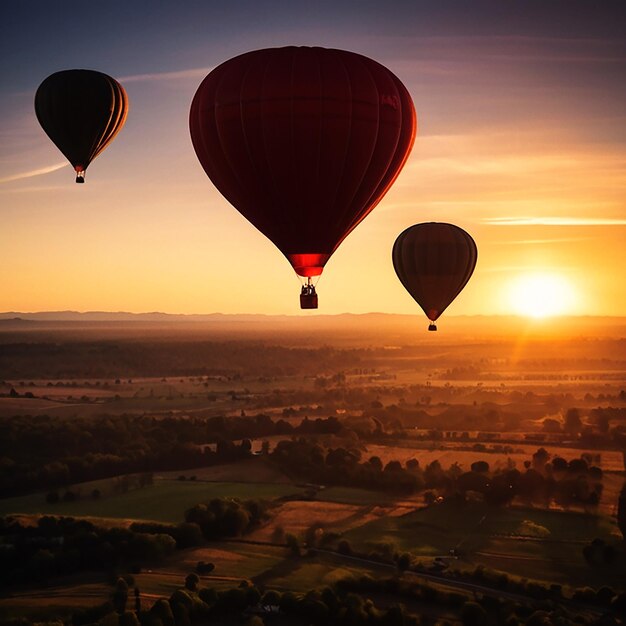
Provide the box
[190,46,416,279]
[35,69,128,182]
[392,223,477,327]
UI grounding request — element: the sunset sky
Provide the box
[1,1,625,317]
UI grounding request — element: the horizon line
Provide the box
[1,310,624,320]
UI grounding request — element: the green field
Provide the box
[260,560,360,591]
[341,499,624,588]
[0,480,299,523]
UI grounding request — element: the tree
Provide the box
[196,561,215,575]
[384,460,403,473]
[29,549,55,582]
[542,418,561,433]
[172,603,190,626]
[532,447,550,470]
[618,484,626,540]
[175,522,203,548]
[461,601,487,626]
[384,604,406,626]
[396,552,411,573]
[285,533,301,557]
[245,586,262,607]
[596,413,611,434]
[423,490,437,505]
[261,590,281,607]
[185,573,200,592]
[406,458,419,472]
[112,578,129,615]
[170,589,193,611]
[470,461,489,474]
[564,408,582,434]
[369,456,383,472]
[119,612,140,626]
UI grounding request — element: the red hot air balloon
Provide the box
[35,70,128,183]
[190,46,416,309]
[392,223,477,331]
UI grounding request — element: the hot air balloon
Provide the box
[35,70,128,183]
[190,46,416,308]
[392,223,477,331]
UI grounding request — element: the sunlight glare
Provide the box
[507,273,578,318]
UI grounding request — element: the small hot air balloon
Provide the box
[190,46,416,309]
[392,223,477,331]
[35,69,128,183]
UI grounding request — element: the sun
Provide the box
[507,272,578,318]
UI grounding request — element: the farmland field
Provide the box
[0,480,299,522]
[1,317,625,624]
[156,457,292,483]
[363,443,624,472]
[341,499,624,589]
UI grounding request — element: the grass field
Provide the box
[157,457,291,484]
[260,560,359,591]
[248,500,364,542]
[343,499,619,554]
[317,486,404,506]
[341,499,625,588]
[134,541,290,598]
[0,480,299,522]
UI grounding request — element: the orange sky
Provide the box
[1,2,625,317]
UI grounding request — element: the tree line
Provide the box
[0,515,179,586]
[270,439,605,509]
[53,568,624,626]
[0,413,342,497]
[0,340,359,379]
[0,496,269,589]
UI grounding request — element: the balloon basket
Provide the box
[300,281,318,309]
[300,293,318,309]
[428,323,437,332]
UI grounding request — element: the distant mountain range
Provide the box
[0,310,624,323]
[0,310,624,341]
[0,311,269,322]
[0,310,623,320]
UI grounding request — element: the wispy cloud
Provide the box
[479,264,579,274]
[0,162,66,184]
[119,67,213,83]
[482,217,626,226]
[490,237,590,244]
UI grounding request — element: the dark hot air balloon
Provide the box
[190,46,416,308]
[35,70,128,183]
[392,223,477,331]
